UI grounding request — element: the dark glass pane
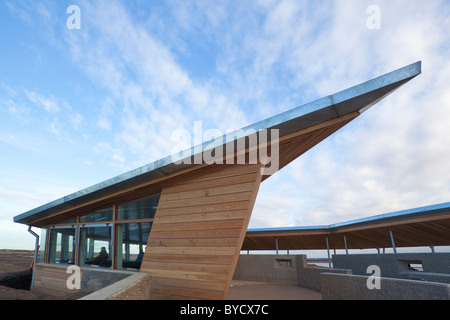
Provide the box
[59,217,77,224]
[118,193,160,220]
[48,227,76,265]
[79,225,112,268]
[80,207,113,223]
[117,222,152,270]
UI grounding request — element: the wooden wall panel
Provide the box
[140,164,262,300]
[34,264,79,296]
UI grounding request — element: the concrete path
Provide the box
[227,280,322,300]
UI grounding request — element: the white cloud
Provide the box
[248,0,450,227]
[70,113,83,130]
[97,118,111,131]
[2,0,449,246]
[62,0,450,228]
[62,0,251,169]
[25,90,60,113]
[4,99,30,122]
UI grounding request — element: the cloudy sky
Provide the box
[0,0,449,249]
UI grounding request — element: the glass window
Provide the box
[118,193,160,220]
[48,226,76,265]
[116,222,151,270]
[80,207,113,223]
[79,225,112,268]
[60,217,77,224]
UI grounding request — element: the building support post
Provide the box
[276,238,278,255]
[344,235,348,254]
[326,236,331,268]
[389,230,397,254]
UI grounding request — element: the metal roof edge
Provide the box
[13,61,422,225]
[246,201,450,234]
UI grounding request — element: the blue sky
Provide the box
[1,0,449,249]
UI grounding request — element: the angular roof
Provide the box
[14,61,422,226]
[243,201,450,250]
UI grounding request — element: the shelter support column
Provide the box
[389,230,397,254]
[344,235,348,254]
[326,236,331,268]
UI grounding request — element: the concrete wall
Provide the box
[233,254,299,285]
[320,273,450,300]
[80,268,134,292]
[233,254,351,292]
[296,255,351,292]
[333,253,450,284]
[80,272,151,300]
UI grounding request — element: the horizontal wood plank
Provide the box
[146,246,236,256]
[143,164,262,300]
[161,182,255,201]
[143,261,231,274]
[142,253,234,265]
[150,219,245,232]
[154,210,248,224]
[147,269,230,282]
[149,228,243,239]
[157,191,253,209]
[148,238,239,248]
[155,201,250,216]
[163,173,259,194]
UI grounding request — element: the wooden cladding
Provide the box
[263,113,357,182]
[140,164,262,300]
[34,264,78,296]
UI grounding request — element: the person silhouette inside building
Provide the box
[92,247,109,266]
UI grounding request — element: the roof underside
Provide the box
[243,202,450,250]
[14,61,422,227]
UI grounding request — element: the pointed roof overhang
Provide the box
[13,61,422,227]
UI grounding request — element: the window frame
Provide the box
[78,223,113,268]
[115,221,152,270]
[42,192,160,271]
[47,225,77,265]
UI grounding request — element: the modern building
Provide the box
[13,61,422,300]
